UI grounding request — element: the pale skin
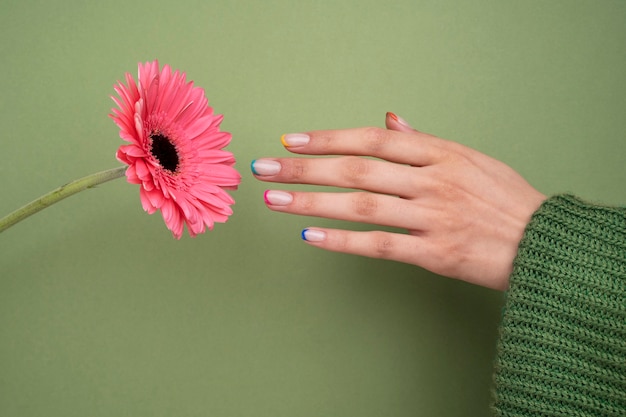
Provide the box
[251,113,546,291]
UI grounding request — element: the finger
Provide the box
[280,126,446,167]
[263,190,427,231]
[300,227,428,267]
[301,227,507,289]
[251,156,423,198]
[385,112,418,133]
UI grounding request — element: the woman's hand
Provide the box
[251,113,546,290]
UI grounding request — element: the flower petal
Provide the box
[111,60,241,238]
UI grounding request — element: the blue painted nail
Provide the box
[301,228,326,242]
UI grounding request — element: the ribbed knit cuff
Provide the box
[492,195,626,417]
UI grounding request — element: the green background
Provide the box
[1,1,625,416]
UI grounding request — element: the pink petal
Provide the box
[134,159,151,182]
[111,60,241,238]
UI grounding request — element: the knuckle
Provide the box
[436,179,459,200]
[300,193,316,211]
[362,127,392,153]
[308,131,333,147]
[439,142,475,166]
[286,159,307,180]
[351,193,378,217]
[422,168,461,200]
[371,232,394,258]
[339,156,370,185]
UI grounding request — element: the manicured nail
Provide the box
[263,190,293,206]
[301,228,326,242]
[281,133,310,147]
[387,112,412,129]
[251,159,281,176]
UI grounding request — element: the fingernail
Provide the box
[251,159,281,176]
[264,190,293,206]
[387,112,412,128]
[301,228,326,242]
[281,133,310,147]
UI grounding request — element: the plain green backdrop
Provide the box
[1,1,625,416]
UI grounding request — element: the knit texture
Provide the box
[492,195,626,416]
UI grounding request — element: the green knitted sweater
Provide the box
[492,194,626,416]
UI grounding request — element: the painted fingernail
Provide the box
[264,190,293,206]
[251,159,281,176]
[387,112,413,129]
[301,228,326,242]
[281,133,310,147]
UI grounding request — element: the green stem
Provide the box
[0,166,127,234]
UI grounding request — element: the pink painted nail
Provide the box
[263,190,293,206]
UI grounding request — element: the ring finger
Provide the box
[263,190,427,231]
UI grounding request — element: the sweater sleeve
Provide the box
[492,194,626,417]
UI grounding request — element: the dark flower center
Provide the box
[150,133,179,172]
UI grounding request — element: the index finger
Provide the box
[280,127,447,166]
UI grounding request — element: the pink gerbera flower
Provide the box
[110,60,241,239]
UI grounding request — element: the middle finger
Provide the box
[251,156,422,198]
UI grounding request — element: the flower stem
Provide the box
[0,166,127,234]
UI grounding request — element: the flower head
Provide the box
[110,60,241,239]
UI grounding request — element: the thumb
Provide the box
[385,112,417,132]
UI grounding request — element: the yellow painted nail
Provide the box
[281,133,310,147]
